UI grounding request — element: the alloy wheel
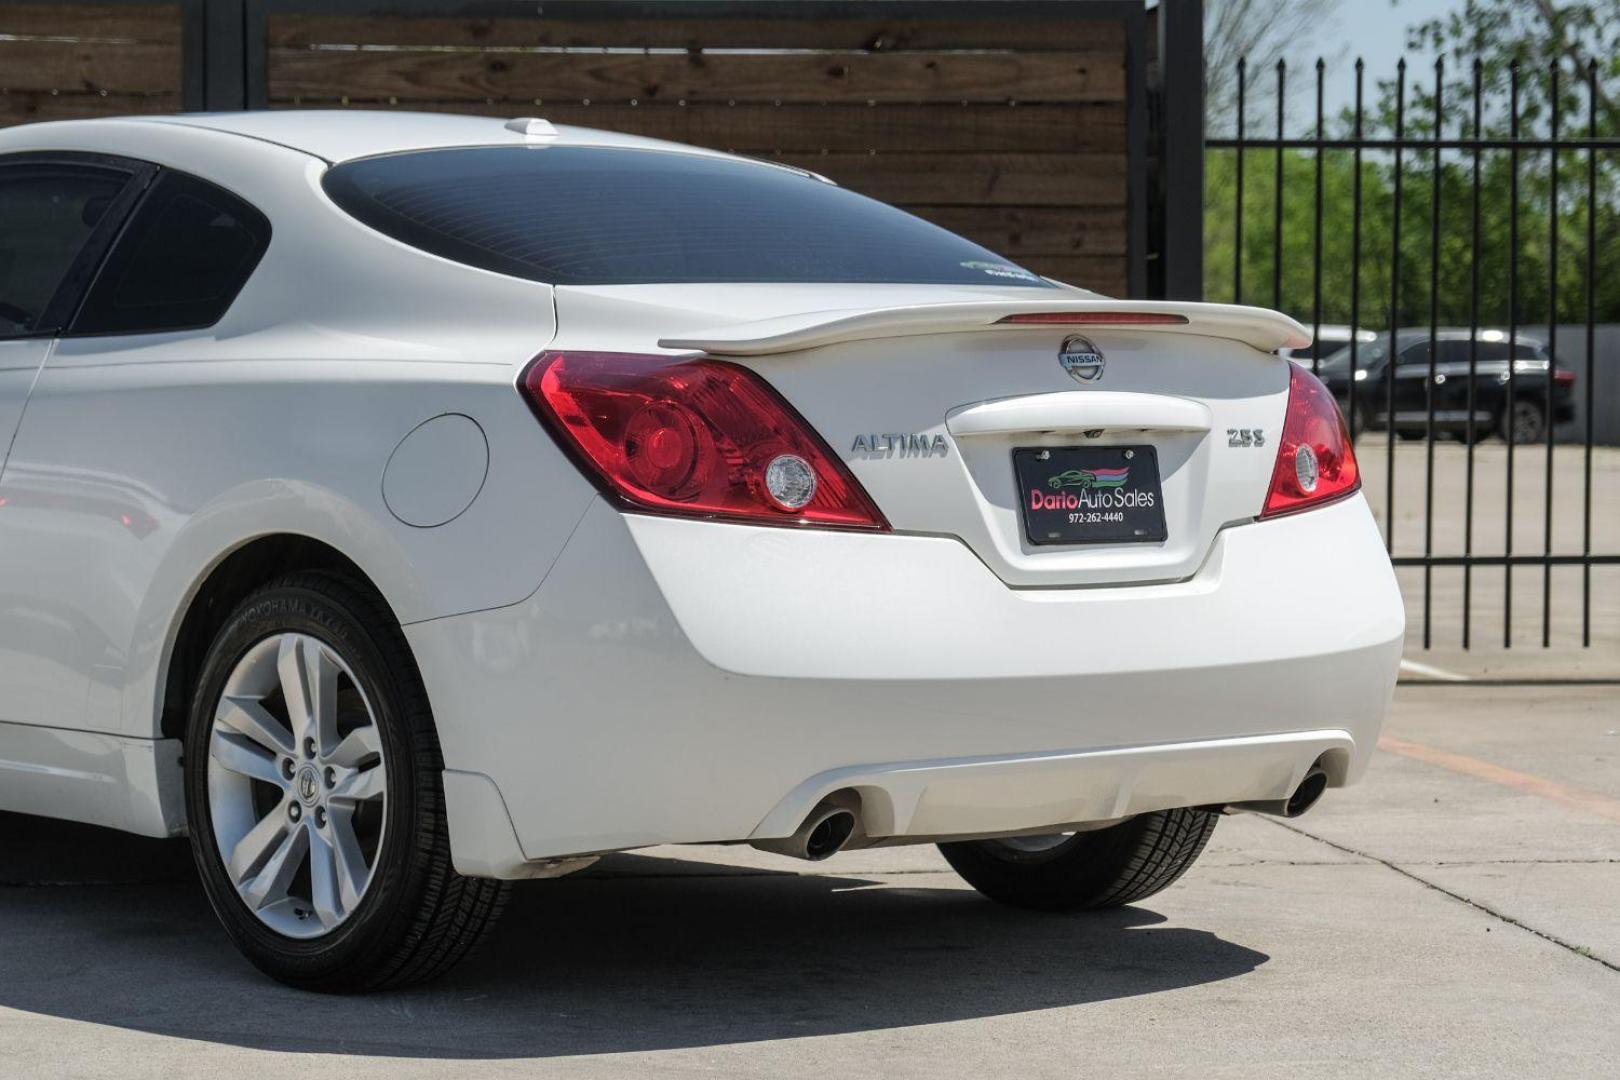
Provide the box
[205,632,388,939]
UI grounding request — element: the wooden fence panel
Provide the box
[336,102,1127,155]
[269,49,1124,106]
[264,8,1133,294]
[267,13,1125,53]
[0,1,178,42]
[0,3,183,125]
[0,4,1137,296]
[768,153,1125,206]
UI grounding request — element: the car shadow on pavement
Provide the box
[0,814,1268,1059]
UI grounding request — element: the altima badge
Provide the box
[1059,335,1105,383]
[851,433,949,456]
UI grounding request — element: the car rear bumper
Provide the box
[408,494,1403,878]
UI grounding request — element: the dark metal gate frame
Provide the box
[1209,57,1619,652]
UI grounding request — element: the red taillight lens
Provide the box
[1261,362,1361,519]
[1554,368,1577,386]
[521,350,888,530]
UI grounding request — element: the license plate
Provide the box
[1014,445,1167,545]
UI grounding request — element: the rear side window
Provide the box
[72,170,270,335]
[0,164,128,338]
[1397,343,1431,366]
[322,145,1053,288]
[1476,341,1546,362]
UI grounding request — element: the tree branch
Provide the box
[1531,0,1619,125]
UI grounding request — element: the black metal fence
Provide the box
[1208,57,1618,659]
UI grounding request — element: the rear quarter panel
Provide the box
[0,121,591,740]
[2,347,593,741]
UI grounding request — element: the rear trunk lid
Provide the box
[551,283,1304,588]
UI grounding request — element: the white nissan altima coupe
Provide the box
[0,111,1403,991]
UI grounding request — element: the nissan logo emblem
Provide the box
[1059,335,1105,383]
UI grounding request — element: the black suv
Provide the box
[1314,330,1577,443]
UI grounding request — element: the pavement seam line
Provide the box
[1259,816,1620,975]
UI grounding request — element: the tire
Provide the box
[1498,399,1546,444]
[183,571,508,991]
[938,808,1219,912]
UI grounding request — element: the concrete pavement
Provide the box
[2,683,1617,1078]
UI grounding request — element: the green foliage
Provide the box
[1204,0,1620,331]
[1403,0,1620,136]
[1205,144,1618,328]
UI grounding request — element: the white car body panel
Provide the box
[0,112,1403,872]
[0,339,49,470]
[945,391,1213,437]
[414,493,1399,874]
[0,722,182,835]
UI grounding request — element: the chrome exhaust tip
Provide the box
[750,793,861,861]
[1228,765,1330,819]
[803,809,857,860]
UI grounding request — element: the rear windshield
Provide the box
[322,145,1053,289]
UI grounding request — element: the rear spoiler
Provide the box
[658,299,1310,357]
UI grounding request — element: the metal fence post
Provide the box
[203,0,250,110]
[1156,0,1205,300]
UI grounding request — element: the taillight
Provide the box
[520,350,888,530]
[1554,368,1577,387]
[1261,362,1361,519]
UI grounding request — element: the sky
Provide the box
[1287,0,1470,117]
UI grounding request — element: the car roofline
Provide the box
[121,111,823,179]
[133,115,343,164]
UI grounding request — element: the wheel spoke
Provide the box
[228,805,290,883]
[329,809,371,912]
[279,635,338,753]
[211,729,286,787]
[329,763,384,803]
[216,695,293,756]
[307,825,344,928]
[307,640,340,754]
[240,825,308,912]
[327,725,380,770]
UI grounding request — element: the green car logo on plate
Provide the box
[1047,466,1130,490]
